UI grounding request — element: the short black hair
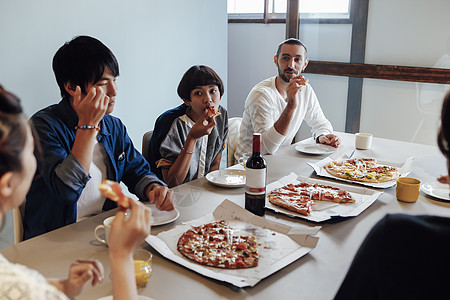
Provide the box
[177,65,224,101]
[0,85,27,176]
[438,91,450,173]
[276,38,308,58]
[52,36,119,98]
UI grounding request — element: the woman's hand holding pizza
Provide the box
[189,109,217,140]
[109,199,152,255]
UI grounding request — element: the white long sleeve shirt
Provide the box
[234,76,333,161]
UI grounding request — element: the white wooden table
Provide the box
[2,132,449,299]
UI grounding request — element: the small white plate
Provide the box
[146,204,180,226]
[421,182,450,201]
[98,296,154,300]
[295,143,336,155]
[206,169,246,188]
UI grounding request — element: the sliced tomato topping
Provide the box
[236,242,247,250]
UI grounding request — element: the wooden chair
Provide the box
[227,117,242,167]
[12,202,25,243]
[142,130,153,162]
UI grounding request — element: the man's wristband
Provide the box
[316,135,323,143]
[75,125,100,131]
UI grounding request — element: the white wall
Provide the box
[0,0,227,247]
[0,0,228,152]
[228,0,450,145]
[361,0,450,145]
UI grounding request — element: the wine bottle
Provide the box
[245,133,267,216]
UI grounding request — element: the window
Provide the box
[227,0,350,21]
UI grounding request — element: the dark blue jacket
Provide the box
[23,98,164,239]
[147,104,188,180]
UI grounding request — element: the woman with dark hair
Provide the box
[0,86,151,299]
[148,65,228,187]
[335,91,450,299]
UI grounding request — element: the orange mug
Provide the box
[396,177,421,203]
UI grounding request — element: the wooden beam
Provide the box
[263,0,269,24]
[228,18,351,24]
[285,0,299,38]
[345,0,369,133]
[305,60,450,84]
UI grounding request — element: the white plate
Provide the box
[421,182,450,201]
[98,296,154,300]
[295,143,336,155]
[205,169,246,187]
[146,204,180,226]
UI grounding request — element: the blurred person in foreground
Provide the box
[234,38,339,163]
[23,35,174,240]
[0,86,151,299]
[335,91,450,300]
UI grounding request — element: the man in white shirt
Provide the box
[234,38,339,162]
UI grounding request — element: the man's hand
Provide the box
[56,260,104,298]
[438,175,449,184]
[147,184,175,211]
[317,134,340,148]
[285,77,304,109]
[72,85,109,126]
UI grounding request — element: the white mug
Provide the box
[355,133,373,150]
[94,216,115,246]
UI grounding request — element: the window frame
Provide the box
[228,0,352,24]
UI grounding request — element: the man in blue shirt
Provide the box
[23,36,174,239]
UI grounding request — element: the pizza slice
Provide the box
[268,193,313,216]
[206,106,221,119]
[267,182,355,216]
[298,75,309,85]
[291,75,309,85]
[98,179,131,208]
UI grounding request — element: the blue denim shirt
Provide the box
[23,98,164,239]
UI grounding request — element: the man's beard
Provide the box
[278,64,297,83]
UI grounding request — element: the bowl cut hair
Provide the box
[177,65,224,101]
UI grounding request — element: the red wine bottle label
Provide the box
[245,168,266,195]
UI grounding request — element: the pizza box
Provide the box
[266,172,384,222]
[145,199,320,288]
[307,153,414,189]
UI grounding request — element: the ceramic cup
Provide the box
[396,177,421,203]
[94,216,115,246]
[133,248,153,287]
[355,133,373,150]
